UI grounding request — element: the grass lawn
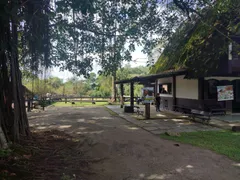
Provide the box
[160,131,240,161]
[52,101,109,107]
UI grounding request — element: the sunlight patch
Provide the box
[232,163,240,167]
[147,173,168,179]
[156,114,166,117]
[127,126,139,130]
[36,126,46,130]
[88,120,96,124]
[92,116,113,120]
[171,119,184,122]
[58,125,72,129]
[77,119,85,122]
[76,130,104,135]
[186,165,194,168]
[176,168,184,173]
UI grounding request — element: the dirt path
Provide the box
[29,106,240,180]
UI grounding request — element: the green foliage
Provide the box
[22,65,148,97]
[48,77,63,89]
[52,0,191,76]
[0,149,12,158]
[116,65,149,96]
[150,0,240,77]
[95,75,112,97]
[160,130,240,161]
[117,64,149,80]
[39,99,52,107]
[19,0,216,78]
[61,173,75,180]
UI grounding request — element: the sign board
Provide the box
[217,85,234,101]
[142,87,154,103]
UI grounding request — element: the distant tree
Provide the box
[86,73,97,90]
[96,75,112,97]
[48,77,63,89]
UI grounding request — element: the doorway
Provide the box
[232,80,240,113]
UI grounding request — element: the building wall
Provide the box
[157,77,173,84]
[176,75,198,100]
[156,75,240,111]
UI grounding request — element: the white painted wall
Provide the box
[205,77,240,81]
[158,77,173,84]
[176,75,198,99]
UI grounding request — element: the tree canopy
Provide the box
[1,0,223,144]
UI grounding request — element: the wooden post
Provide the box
[27,99,31,112]
[198,78,204,109]
[145,103,150,119]
[155,79,158,107]
[42,98,45,111]
[112,74,117,102]
[120,83,124,108]
[173,75,176,110]
[130,82,134,107]
[155,79,158,96]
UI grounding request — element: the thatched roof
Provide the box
[150,1,240,78]
[115,68,187,84]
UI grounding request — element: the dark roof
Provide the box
[115,69,187,84]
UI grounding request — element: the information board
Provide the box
[217,85,234,101]
[142,87,154,103]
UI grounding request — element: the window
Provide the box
[159,83,172,94]
[232,42,240,61]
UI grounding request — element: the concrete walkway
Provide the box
[106,105,220,135]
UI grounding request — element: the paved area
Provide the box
[112,105,240,130]
[28,106,240,180]
[106,105,220,135]
[213,114,240,123]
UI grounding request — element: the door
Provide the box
[232,80,240,113]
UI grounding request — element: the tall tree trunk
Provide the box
[0,124,8,149]
[0,8,14,143]
[10,3,29,141]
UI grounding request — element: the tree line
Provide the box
[22,65,149,98]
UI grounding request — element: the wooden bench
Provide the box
[189,109,211,124]
[205,105,226,116]
[134,106,144,116]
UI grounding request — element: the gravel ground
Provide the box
[28,106,240,180]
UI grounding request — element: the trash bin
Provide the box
[124,105,134,113]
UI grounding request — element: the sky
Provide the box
[51,45,149,81]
